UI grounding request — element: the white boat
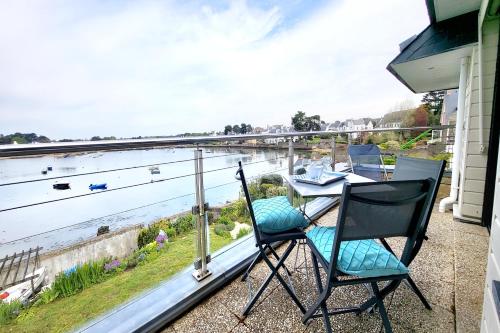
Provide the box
[0,267,46,304]
[149,166,160,174]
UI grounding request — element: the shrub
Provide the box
[138,224,160,248]
[236,227,252,239]
[207,211,215,224]
[216,216,235,231]
[0,301,23,324]
[171,214,195,234]
[165,227,176,239]
[431,152,452,162]
[379,140,400,151]
[214,224,231,238]
[260,174,283,186]
[266,186,287,197]
[383,155,396,165]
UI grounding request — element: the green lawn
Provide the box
[1,227,233,333]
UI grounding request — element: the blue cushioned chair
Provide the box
[236,161,307,316]
[303,179,434,333]
[379,156,446,310]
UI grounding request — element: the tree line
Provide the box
[0,133,51,145]
[223,123,253,135]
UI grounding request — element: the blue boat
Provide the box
[89,183,107,191]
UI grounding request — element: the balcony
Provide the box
[164,205,488,333]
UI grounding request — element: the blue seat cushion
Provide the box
[252,196,308,234]
[306,226,408,277]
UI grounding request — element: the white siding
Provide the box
[459,18,499,219]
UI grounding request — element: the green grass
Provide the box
[1,227,233,333]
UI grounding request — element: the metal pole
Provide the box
[348,133,352,146]
[331,136,336,171]
[192,149,211,281]
[287,139,294,204]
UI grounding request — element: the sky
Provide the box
[0,0,430,140]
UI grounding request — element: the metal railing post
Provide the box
[347,133,352,146]
[287,139,294,204]
[331,136,336,171]
[192,149,211,281]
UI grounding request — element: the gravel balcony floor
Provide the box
[164,207,489,333]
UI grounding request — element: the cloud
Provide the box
[0,0,429,139]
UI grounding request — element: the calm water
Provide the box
[0,147,288,256]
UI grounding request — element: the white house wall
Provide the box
[459,18,499,219]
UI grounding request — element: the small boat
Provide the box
[0,267,46,304]
[53,182,70,190]
[41,168,48,175]
[149,166,160,174]
[47,166,53,171]
[89,183,107,191]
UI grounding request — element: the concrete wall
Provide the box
[459,18,499,220]
[40,225,142,283]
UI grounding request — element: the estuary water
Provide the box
[0,147,288,256]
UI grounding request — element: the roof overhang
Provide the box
[426,0,481,22]
[387,11,478,93]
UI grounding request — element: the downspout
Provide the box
[439,56,470,212]
[478,18,485,153]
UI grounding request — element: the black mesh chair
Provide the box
[378,156,446,309]
[347,144,387,181]
[303,179,434,333]
[236,161,306,316]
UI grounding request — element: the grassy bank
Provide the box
[0,227,232,333]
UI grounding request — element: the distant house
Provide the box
[378,109,413,128]
[343,118,373,139]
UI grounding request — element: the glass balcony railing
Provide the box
[0,126,454,332]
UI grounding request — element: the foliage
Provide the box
[33,288,59,307]
[171,214,195,234]
[431,152,452,162]
[0,301,23,324]
[246,179,287,200]
[2,227,233,333]
[364,134,384,145]
[52,260,108,298]
[379,140,401,151]
[232,124,241,134]
[306,136,321,144]
[0,132,51,145]
[214,224,231,238]
[421,90,445,115]
[259,174,283,186]
[137,218,170,248]
[215,216,235,231]
[402,105,429,128]
[236,227,252,239]
[382,155,396,165]
[224,125,232,135]
[291,111,321,131]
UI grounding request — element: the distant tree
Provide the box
[37,135,51,143]
[292,111,321,131]
[59,139,74,142]
[90,136,101,141]
[224,125,232,135]
[232,124,241,134]
[305,115,321,131]
[421,91,445,115]
[240,123,247,134]
[246,124,253,133]
[291,111,307,131]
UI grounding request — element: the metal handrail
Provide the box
[0,126,453,157]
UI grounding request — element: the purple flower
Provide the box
[156,234,166,244]
[104,259,121,271]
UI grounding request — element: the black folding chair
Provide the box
[347,144,388,181]
[236,161,306,316]
[378,156,446,309]
[303,179,434,333]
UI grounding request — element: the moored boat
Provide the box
[53,182,70,190]
[89,183,107,190]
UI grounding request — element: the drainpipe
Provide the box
[439,56,470,212]
[478,20,485,153]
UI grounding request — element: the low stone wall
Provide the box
[40,225,142,283]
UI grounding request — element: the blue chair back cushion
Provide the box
[252,196,308,234]
[306,226,408,277]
